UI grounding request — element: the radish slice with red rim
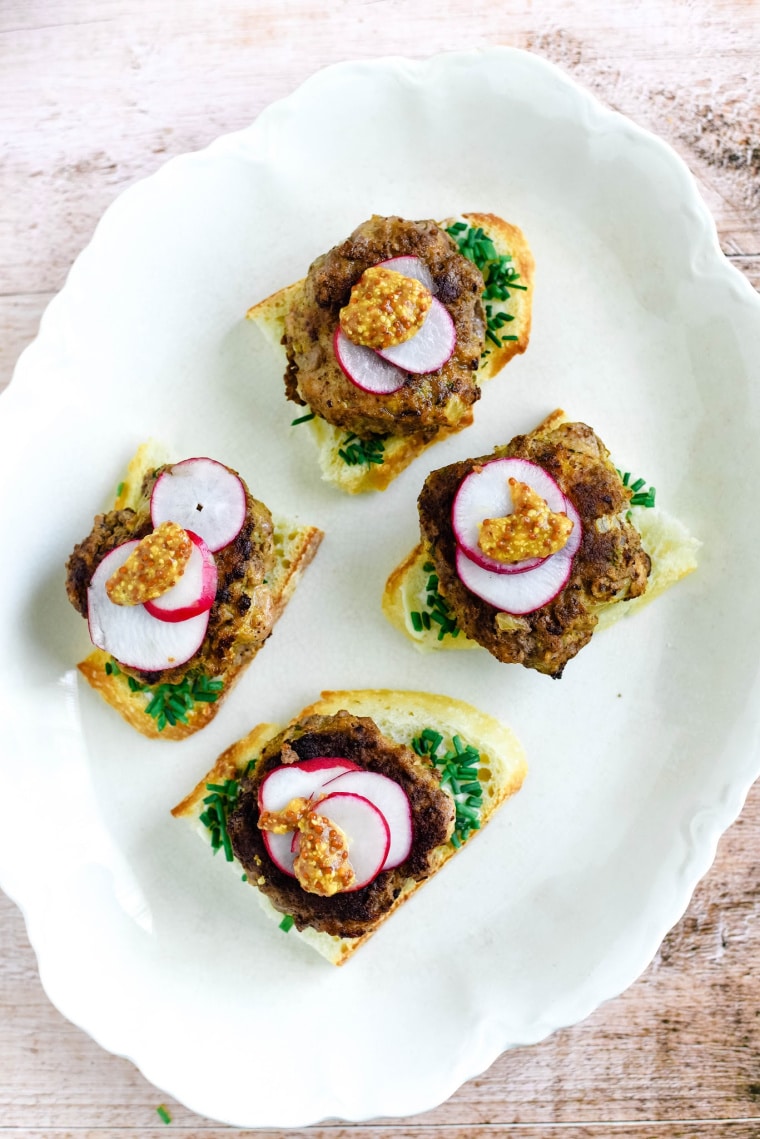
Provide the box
[376,255,436,294]
[377,298,456,374]
[314,792,390,891]
[452,458,576,574]
[87,541,210,671]
[333,326,407,394]
[144,530,217,623]
[258,758,362,815]
[322,769,413,869]
[455,541,576,615]
[150,458,246,553]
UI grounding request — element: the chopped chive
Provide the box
[116,481,125,497]
[200,778,239,860]
[410,610,423,632]
[409,559,459,640]
[410,728,484,846]
[446,222,526,349]
[616,468,656,510]
[279,914,295,932]
[338,432,387,467]
[156,1104,172,1125]
[291,411,316,425]
[113,672,228,731]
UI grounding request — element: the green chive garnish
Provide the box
[200,778,239,861]
[107,670,224,731]
[291,411,316,425]
[411,728,484,845]
[616,469,656,510]
[445,221,526,353]
[408,559,459,641]
[156,1105,172,1125]
[279,914,295,932]
[338,432,387,467]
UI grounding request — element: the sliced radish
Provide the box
[452,458,576,574]
[263,790,391,888]
[87,542,209,671]
[455,542,576,615]
[333,326,407,395]
[377,255,436,294]
[314,792,390,891]
[144,530,217,623]
[150,458,246,553]
[290,757,362,776]
[262,831,298,877]
[258,758,362,815]
[322,769,412,870]
[377,298,456,374]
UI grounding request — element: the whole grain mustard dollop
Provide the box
[106,521,192,606]
[258,797,356,897]
[340,266,431,349]
[479,479,574,564]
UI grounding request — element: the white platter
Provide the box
[1,47,759,1128]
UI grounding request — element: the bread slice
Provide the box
[172,689,527,964]
[383,507,700,653]
[246,213,534,493]
[75,442,323,740]
[382,413,700,656]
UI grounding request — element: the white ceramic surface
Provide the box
[1,47,759,1128]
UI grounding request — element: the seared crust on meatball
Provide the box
[283,215,486,439]
[418,416,652,677]
[64,463,276,687]
[227,710,455,938]
[66,508,152,618]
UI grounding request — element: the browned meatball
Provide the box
[227,709,455,938]
[283,215,486,439]
[418,417,652,677]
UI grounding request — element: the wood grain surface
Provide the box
[2,2,759,1136]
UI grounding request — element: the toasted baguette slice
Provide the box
[246,213,534,494]
[172,689,527,964]
[383,407,700,656]
[76,442,323,740]
[383,507,700,653]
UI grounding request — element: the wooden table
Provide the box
[2,4,759,1136]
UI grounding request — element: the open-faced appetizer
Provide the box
[66,441,322,739]
[383,410,700,677]
[172,689,527,964]
[246,213,533,493]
